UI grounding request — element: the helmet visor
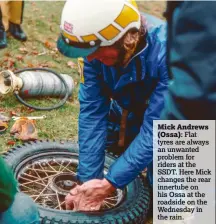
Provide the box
[57,35,100,58]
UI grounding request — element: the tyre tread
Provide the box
[3,140,151,224]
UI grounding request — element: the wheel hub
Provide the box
[50,173,77,196]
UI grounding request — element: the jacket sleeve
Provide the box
[161,1,216,119]
[78,58,110,183]
[105,55,169,189]
[0,157,17,212]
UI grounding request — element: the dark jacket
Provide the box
[0,157,17,212]
[162,1,216,119]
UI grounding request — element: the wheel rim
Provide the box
[16,152,125,211]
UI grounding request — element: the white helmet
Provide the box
[57,0,140,58]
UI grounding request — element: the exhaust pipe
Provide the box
[0,70,74,96]
[0,68,74,110]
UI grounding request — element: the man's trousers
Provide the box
[0,1,24,31]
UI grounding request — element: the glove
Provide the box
[10,118,38,141]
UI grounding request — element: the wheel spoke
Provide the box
[23,172,38,180]
[105,195,119,200]
[47,161,59,172]
[31,193,56,197]
[103,201,111,208]
[38,163,49,177]
[55,160,75,174]
[56,191,62,210]
[32,168,46,184]
[19,176,47,187]
[19,184,39,192]
[17,155,124,211]
[27,167,59,174]
[60,161,76,175]
[34,181,51,202]
[54,201,65,209]
[58,160,63,171]
[103,200,116,207]
[19,173,58,186]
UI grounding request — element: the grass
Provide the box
[0,1,165,223]
[137,1,166,19]
[0,1,165,152]
[0,1,79,151]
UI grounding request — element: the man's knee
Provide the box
[14,192,39,219]
[1,192,40,224]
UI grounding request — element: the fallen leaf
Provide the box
[19,47,28,54]
[22,107,35,114]
[0,121,8,132]
[4,52,11,57]
[7,140,16,146]
[33,8,39,12]
[10,111,19,117]
[67,61,77,69]
[27,109,35,114]
[31,51,39,55]
[16,55,24,61]
[39,63,50,68]
[44,41,54,49]
[27,62,34,68]
[8,59,15,68]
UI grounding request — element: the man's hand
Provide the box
[65,178,115,211]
